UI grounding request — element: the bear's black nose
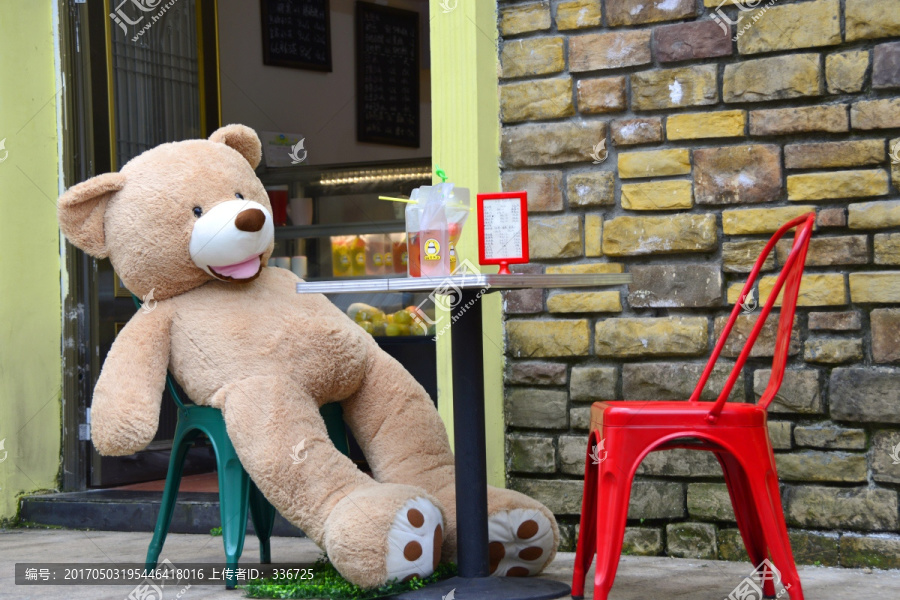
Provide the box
[234,208,266,232]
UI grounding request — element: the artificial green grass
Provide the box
[243,555,457,599]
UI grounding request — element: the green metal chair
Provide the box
[132,297,350,588]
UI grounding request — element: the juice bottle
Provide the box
[381,234,394,273]
[349,236,367,277]
[448,222,461,273]
[365,234,384,275]
[407,232,421,277]
[392,233,407,274]
[332,237,351,277]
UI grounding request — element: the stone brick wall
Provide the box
[498,0,900,568]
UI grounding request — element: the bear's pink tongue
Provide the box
[211,255,261,279]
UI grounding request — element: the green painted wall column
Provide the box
[0,0,63,521]
[430,0,506,487]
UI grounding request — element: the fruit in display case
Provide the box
[346,303,433,337]
[392,310,413,326]
[347,302,380,322]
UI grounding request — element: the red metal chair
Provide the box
[572,213,816,600]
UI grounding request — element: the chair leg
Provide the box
[215,443,251,589]
[745,456,804,600]
[717,452,774,597]
[572,434,601,599]
[592,429,640,600]
[249,481,276,564]
[145,425,199,572]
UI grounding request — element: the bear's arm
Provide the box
[89,303,173,456]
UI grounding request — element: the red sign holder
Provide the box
[477,191,529,275]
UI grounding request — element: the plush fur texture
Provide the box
[56,125,559,587]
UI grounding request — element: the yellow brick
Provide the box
[724,54,820,103]
[603,214,717,256]
[548,291,621,313]
[633,65,718,110]
[500,78,574,124]
[595,317,708,358]
[723,206,817,235]
[618,149,691,179]
[848,200,900,229]
[500,37,566,79]
[546,263,624,274]
[667,110,746,140]
[726,283,748,305]
[849,272,900,303]
[500,1,552,36]
[758,274,847,307]
[787,170,890,201]
[585,214,603,257]
[555,0,603,30]
[875,233,900,265]
[621,180,694,211]
[737,0,841,56]
[727,275,847,307]
[827,51,869,94]
[507,319,590,357]
[846,0,900,41]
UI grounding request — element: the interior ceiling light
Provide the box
[318,167,433,186]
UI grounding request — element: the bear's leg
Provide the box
[340,342,559,575]
[217,377,443,588]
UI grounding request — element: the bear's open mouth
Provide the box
[208,254,263,282]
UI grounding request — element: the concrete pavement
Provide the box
[2,528,898,599]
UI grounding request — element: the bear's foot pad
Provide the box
[386,497,443,583]
[487,508,554,577]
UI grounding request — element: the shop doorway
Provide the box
[62,0,221,489]
[61,0,435,495]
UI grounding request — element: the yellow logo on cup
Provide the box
[424,238,441,261]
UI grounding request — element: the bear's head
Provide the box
[58,124,275,300]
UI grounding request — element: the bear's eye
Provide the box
[235,193,244,199]
[192,206,203,218]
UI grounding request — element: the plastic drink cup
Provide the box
[419,228,450,277]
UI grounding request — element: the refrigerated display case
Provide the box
[256,158,438,419]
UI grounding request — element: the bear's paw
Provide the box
[384,497,443,583]
[487,508,555,577]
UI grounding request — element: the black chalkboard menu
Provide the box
[355,1,420,147]
[260,0,331,72]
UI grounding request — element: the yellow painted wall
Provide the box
[0,0,63,520]
[430,0,506,487]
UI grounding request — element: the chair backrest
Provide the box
[688,213,816,424]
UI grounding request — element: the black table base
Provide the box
[396,289,571,599]
[395,575,572,600]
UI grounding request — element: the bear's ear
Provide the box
[209,124,262,169]
[57,172,126,258]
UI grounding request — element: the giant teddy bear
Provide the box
[57,125,558,587]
